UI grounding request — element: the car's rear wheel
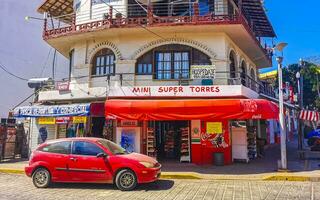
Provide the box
[115,169,137,191]
[32,168,51,188]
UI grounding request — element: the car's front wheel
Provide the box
[115,169,137,191]
[32,168,51,188]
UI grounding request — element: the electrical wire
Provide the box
[0,62,28,81]
[39,48,52,77]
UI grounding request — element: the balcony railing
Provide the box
[41,71,275,98]
[42,2,271,61]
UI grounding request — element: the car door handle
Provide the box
[70,157,77,161]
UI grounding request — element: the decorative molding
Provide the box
[131,38,216,60]
[86,41,122,64]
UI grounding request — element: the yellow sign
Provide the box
[206,122,222,134]
[38,117,56,125]
[72,116,87,124]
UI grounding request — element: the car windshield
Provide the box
[98,139,128,155]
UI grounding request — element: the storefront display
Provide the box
[146,128,156,158]
[105,99,279,165]
[180,127,190,162]
[117,127,141,153]
[103,120,114,141]
[247,123,257,160]
[57,124,67,138]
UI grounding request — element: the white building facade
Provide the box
[15,0,279,165]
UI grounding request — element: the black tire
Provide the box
[32,167,51,188]
[115,169,137,191]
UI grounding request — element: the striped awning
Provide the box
[299,110,320,121]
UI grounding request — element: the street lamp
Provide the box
[275,42,288,170]
[297,58,305,151]
[24,16,44,21]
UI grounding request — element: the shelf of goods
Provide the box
[247,126,257,160]
[180,127,190,162]
[146,128,156,158]
[164,130,175,158]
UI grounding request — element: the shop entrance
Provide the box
[91,117,105,138]
[153,121,190,162]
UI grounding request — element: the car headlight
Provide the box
[139,161,154,168]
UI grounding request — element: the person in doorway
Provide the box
[66,124,76,138]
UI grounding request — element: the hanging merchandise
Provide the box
[180,127,190,162]
[146,128,156,158]
[247,124,257,160]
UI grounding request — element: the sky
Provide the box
[0,0,68,117]
[0,0,320,117]
[261,0,320,72]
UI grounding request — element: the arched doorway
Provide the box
[250,68,256,90]
[229,51,236,80]
[240,61,247,86]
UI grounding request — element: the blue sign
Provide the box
[14,104,90,117]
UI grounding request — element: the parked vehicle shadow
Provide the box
[49,179,174,191]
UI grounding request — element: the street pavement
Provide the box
[0,173,319,200]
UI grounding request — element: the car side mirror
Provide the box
[96,152,108,158]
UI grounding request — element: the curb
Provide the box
[160,174,202,180]
[0,168,24,175]
[1,168,319,182]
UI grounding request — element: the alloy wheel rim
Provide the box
[34,170,48,186]
[120,172,135,188]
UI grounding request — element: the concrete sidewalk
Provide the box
[1,139,320,181]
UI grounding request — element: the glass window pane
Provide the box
[96,57,101,67]
[72,141,104,156]
[105,66,109,74]
[138,64,142,74]
[100,56,105,66]
[41,141,71,155]
[110,55,114,64]
[148,64,152,74]
[105,56,109,66]
[96,66,100,75]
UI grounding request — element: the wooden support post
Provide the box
[147,4,153,25]
[71,13,76,31]
[43,18,48,38]
[109,6,113,24]
[193,2,199,22]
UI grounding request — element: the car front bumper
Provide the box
[137,166,161,183]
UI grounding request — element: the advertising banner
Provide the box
[72,116,87,124]
[14,104,90,118]
[206,122,223,134]
[38,117,56,125]
[190,65,216,79]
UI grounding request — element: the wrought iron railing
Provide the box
[41,71,275,97]
[42,2,271,62]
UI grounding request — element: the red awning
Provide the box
[105,99,278,121]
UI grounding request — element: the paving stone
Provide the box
[0,173,317,200]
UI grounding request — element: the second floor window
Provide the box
[155,51,190,80]
[135,44,211,80]
[92,48,115,76]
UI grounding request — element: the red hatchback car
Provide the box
[25,138,161,191]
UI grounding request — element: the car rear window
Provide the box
[39,141,71,155]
